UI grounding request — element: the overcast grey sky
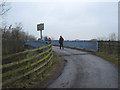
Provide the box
[5,1,118,40]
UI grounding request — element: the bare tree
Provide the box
[97,36,109,41]
[2,23,37,55]
[0,0,11,29]
[109,33,117,41]
[0,0,11,16]
[97,33,118,41]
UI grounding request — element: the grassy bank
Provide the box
[6,52,62,88]
[93,52,118,67]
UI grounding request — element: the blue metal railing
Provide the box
[52,40,98,51]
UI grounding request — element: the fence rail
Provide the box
[98,41,120,54]
[52,40,98,51]
[52,40,120,53]
[2,42,53,86]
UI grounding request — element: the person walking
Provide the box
[48,37,51,43]
[45,37,48,41]
[59,36,64,49]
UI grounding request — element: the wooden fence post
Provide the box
[43,48,46,60]
[26,54,31,79]
[49,42,53,66]
[98,41,100,52]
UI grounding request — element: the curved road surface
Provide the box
[48,46,118,88]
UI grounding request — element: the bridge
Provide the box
[2,40,119,88]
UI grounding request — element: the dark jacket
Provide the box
[59,36,64,43]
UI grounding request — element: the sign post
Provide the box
[37,23,44,40]
[40,30,42,40]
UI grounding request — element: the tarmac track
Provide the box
[48,46,118,88]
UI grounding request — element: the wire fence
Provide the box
[98,41,120,54]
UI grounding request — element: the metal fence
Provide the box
[52,40,98,51]
[52,40,119,54]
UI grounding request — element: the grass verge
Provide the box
[6,52,62,88]
[93,51,118,67]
